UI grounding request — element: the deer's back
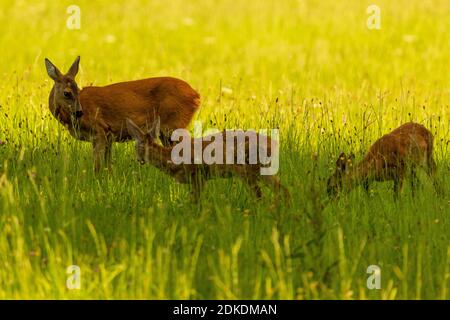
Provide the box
[202,130,274,165]
[364,122,432,169]
[79,77,200,138]
[171,131,275,178]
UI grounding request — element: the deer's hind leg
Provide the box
[409,167,418,197]
[247,176,263,199]
[232,168,262,199]
[260,175,291,206]
[189,174,205,202]
[427,156,437,177]
[93,131,109,173]
[393,175,404,200]
[158,94,198,148]
[426,156,443,195]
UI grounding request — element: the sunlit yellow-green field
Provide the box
[0,0,449,299]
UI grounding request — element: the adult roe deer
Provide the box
[126,118,291,205]
[327,122,437,198]
[45,56,200,172]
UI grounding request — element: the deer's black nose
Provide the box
[75,110,83,118]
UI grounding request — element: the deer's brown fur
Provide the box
[327,122,436,197]
[126,118,291,204]
[45,56,200,172]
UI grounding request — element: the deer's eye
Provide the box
[63,91,72,99]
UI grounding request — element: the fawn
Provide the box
[126,118,291,204]
[327,122,437,198]
[45,56,200,172]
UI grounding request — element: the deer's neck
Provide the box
[48,87,70,125]
[343,161,371,191]
[147,143,177,174]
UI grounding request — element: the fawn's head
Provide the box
[327,152,355,197]
[45,56,83,118]
[126,118,161,165]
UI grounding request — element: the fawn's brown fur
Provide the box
[126,118,291,204]
[327,122,436,197]
[45,56,200,172]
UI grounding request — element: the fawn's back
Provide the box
[364,122,433,175]
[169,130,276,180]
[188,130,274,162]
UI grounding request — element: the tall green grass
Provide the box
[0,0,449,299]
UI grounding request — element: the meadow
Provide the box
[0,0,449,299]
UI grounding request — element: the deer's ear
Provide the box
[148,117,161,139]
[348,152,355,163]
[45,58,62,81]
[126,118,145,143]
[336,152,347,170]
[67,56,80,79]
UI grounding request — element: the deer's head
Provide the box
[327,152,355,197]
[45,56,83,118]
[126,118,161,165]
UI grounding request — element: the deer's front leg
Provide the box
[363,178,370,194]
[93,132,108,173]
[104,135,114,171]
[393,177,404,199]
[190,174,204,202]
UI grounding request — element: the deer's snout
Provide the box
[74,101,83,118]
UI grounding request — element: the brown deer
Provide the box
[44,56,200,172]
[327,122,437,198]
[126,118,291,204]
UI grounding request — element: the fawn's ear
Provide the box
[348,152,355,164]
[126,118,145,143]
[67,56,80,79]
[148,117,161,139]
[336,152,347,170]
[45,58,63,81]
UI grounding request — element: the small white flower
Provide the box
[203,36,216,45]
[182,17,194,26]
[80,33,89,42]
[104,34,116,43]
[221,87,233,96]
[402,34,416,43]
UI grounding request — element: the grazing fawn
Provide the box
[45,56,200,172]
[327,122,437,198]
[126,118,291,204]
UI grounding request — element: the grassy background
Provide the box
[0,0,449,299]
